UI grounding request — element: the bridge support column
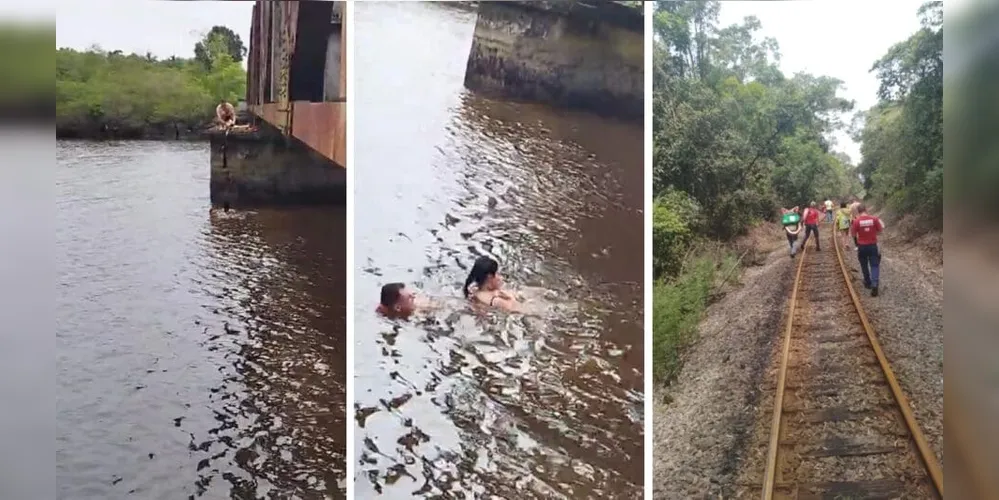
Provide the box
[463,0,644,122]
[209,122,346,208]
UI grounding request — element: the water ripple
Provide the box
[57,141,346,499]
[354,3,644,498]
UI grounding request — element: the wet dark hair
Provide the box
[380,283,406,308]
[840,201,847,209]
[463,256,498,298]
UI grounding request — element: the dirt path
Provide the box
[653,223,943,499]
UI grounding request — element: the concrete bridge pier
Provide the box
[209,123,346,208]
[463,0,644,122]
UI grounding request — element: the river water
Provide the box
[354,3,645,498]
[56,141,347,499]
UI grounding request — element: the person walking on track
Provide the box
[824,198,834,223]
[850,204,885,297]
[800,202,822,252]
[835,201,853,250]
[848,197,862,246]
[781,206,802,258]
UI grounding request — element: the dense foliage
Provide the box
[194,26,247,68]
[56,27,247,138]
[855,2,943,227]
[652,0,860,246]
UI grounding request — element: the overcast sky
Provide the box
[716,0,928,164]
[55,0,252,63]
[50,0,946,164]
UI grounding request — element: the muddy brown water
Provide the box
[354,3,644,498]
[56,141,346,499]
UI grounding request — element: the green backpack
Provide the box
[781,212,801,226]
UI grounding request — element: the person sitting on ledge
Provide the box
[215,99,236,130]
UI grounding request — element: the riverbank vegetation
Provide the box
[855,2,942,231]
[56,26,247,139]
[650,0,864,384]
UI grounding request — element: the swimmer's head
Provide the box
[463,256,501,297]
[378,282,416,317]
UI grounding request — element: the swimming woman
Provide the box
[463,256,520,312]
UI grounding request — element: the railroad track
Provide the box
[759,227,944,499]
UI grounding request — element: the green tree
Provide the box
[856,2,943,226]
[194,26,247,69]
[55,25,247,138]
[653,0,855,240]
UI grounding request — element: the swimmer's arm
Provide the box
[493,295,520,312]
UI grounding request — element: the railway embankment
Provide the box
[653,221,943,498]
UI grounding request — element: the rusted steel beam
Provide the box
[245,1,346,167]
[339,4,347,100]
[247,102,345,169]
[291,102,346,168]
[273,2,298,136]
[247,3,259,105]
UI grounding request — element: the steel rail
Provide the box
[761,238,807,500]
[761,225,944,499]
[831,225,944,497]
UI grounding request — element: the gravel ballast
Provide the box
[840,232,944,465]
[652,225,944,498]
[653,247,793,498]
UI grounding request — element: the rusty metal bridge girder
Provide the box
[246,1,346,168]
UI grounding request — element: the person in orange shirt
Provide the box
[849,204,886,296]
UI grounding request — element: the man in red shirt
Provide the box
[849,204,886,296]
[799,201,822,252]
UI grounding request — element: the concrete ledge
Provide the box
[209,123,346,208]
[463,0,644,122]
